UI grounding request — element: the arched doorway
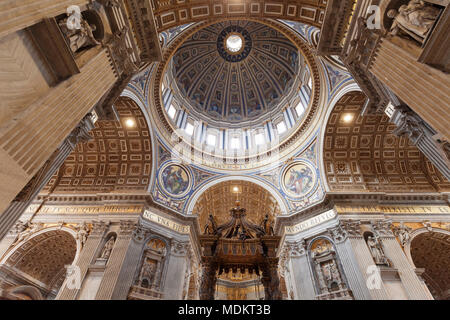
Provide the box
[0,229,78,299]
[410,231,450,300]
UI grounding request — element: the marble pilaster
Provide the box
[329,224,372,300]
[57,220,109,300]
[164,240,191,300]
[372,220,433,300]
[95,220,137,300]
[341,221,390,300]
[281,240,315,300]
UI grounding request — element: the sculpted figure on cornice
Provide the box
[393,222,413,247]
[76,223,89,247]
[261,214,275,236]
[388,1,441,44]
[11,221,43,246]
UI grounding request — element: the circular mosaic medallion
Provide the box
[217,25,252,62]
[281,161,317,198]
[159,164,191,197]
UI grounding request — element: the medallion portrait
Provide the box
[161,164,190,196]
[282,162,316,198]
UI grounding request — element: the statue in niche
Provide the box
[322,261,343,291]
[100,237,115,260]
[136,239,167,289]
[58,17,100,53]
[139,258,158,288]
[367,236,390,266]
[387,1,441,44]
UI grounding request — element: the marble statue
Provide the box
[76,223,89,246]
[394,223,412,247]
[367,236,390,266]
[100,237,115,260]
[13,221,41,245]
[58,17,100,53]
[140,260,157,287]
[388,1,441,43]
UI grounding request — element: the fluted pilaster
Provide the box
[281,239,315,300]
[341,220,390,300]
[110,225,148,300]
[57,220,109,300]
[329,224,371,300]
[372,220,433,300]
[95,220,136,300]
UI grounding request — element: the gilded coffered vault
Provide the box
[43,97,152,194]
[323,91,450,192]
[0,0,449,302]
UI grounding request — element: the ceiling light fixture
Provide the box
[342,114,354,123]
[125,118,136,128]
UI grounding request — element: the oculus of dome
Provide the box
[225,34,243,53]
[217,25,252,62]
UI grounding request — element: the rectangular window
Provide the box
[230,137,240,149]
[295,100,305,117]
[277,121,287,134]
[167,104,176,119]
[185,122,194,136]
[207,134,216,146]
[255,133,265,146]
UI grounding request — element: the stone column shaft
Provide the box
[369,37,450,141]
[164,241,191,300]
[0,49,116,215]
[110,226,146,300]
